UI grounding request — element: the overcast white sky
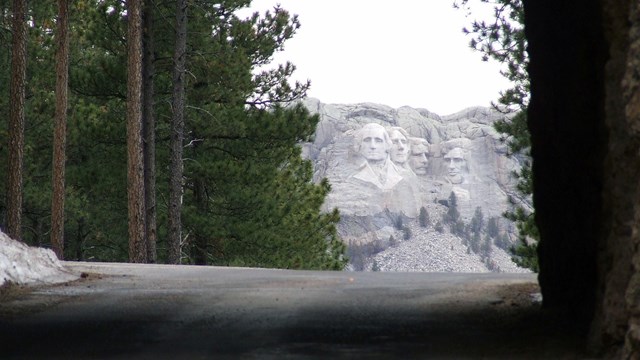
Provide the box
[240,1,510,115]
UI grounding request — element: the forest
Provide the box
[0,0,347,269]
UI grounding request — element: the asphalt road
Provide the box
[0,262,585,359]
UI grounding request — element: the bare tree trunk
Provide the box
[6,0,27,241]
[51,0,70,259]
[143,0,157,263]
[167,0,187,264]
[126,0,147,263]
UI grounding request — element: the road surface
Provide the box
[0,262,585,359]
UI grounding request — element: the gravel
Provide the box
[369,223,531,273]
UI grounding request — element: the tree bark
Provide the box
[126,0,147,263]
[143,0,157,263]
[51,0,70,259]
[6,0,27,241]
[167,0,187,264]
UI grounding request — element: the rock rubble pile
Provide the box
[371,223,531,273]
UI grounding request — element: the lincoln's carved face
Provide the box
[444,147,468,184]
[409,142,429,175]
[389,129,409,164]
[358,124,389,162]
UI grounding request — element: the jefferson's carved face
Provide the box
[409,143,429,175]
[359,125,389,162]
[389,129,409,164]
[444,147,467,184]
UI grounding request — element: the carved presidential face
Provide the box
[389,129,409,164]
[444,147,467,184]
[359,124,389,162]
[409,143,429,175]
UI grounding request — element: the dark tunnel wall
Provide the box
[524,0,640,357]
[524,0,606,321]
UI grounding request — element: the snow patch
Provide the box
[0,230,79,286]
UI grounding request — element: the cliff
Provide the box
[301,98,530,272]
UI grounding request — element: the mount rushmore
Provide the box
[300,98,530,272]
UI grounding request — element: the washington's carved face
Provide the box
[389,129,409,164]
[409,143,429,175]
[444,147,467,184]
[359,125,389,162]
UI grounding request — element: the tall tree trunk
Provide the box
[126,0,147,263]
[6,0,27,241]
[51,0,70,259]
[167,0,187,264]
[142,0,157,263]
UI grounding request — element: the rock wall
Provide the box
[525,0,605,327]
[301,98,525,249]
[599,0,640,357]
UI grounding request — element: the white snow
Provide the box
[0,230,78,286]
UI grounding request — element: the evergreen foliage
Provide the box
[388,235,397,247]
[371,260,380,272]
[497,233,511,250]
[442,192,466,237]
[346,240,385,271]
[418,206,430,227]
[435,221,444,233]
[452,219,466,238]
[486,216,500,239]
[506,206,539,272]
[470,231,481,254]
[394,214,404,230]
[0,1,346,270]
[481,234,493,258]
[402,225,412,241]
[443,192,460,224]
[470,207,484,235]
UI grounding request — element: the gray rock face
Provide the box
[301,98,529,270]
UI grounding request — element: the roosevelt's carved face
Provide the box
[389,129,409,164]
[409,143,429,175]
[444,147,467,184]
[359,125,389,162]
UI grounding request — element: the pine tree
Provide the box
[371,260,380,272]
[50,0,70,259]
[510,237,539,272]
[470,207,484,235]
[453,219,466,238]
[402,225,412,240]
[487,216,500,239]
[6,0,28,241]
[167,0,187,264]
[444,191,460,224]
[0,1,346,269]
[142,0,157,263]
[394,215,404,230]
[125,0,147,263]
[481,234,493,258]
[183,105,345,269]
[419,206,430,227]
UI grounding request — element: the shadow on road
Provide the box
[0,263,586,359]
